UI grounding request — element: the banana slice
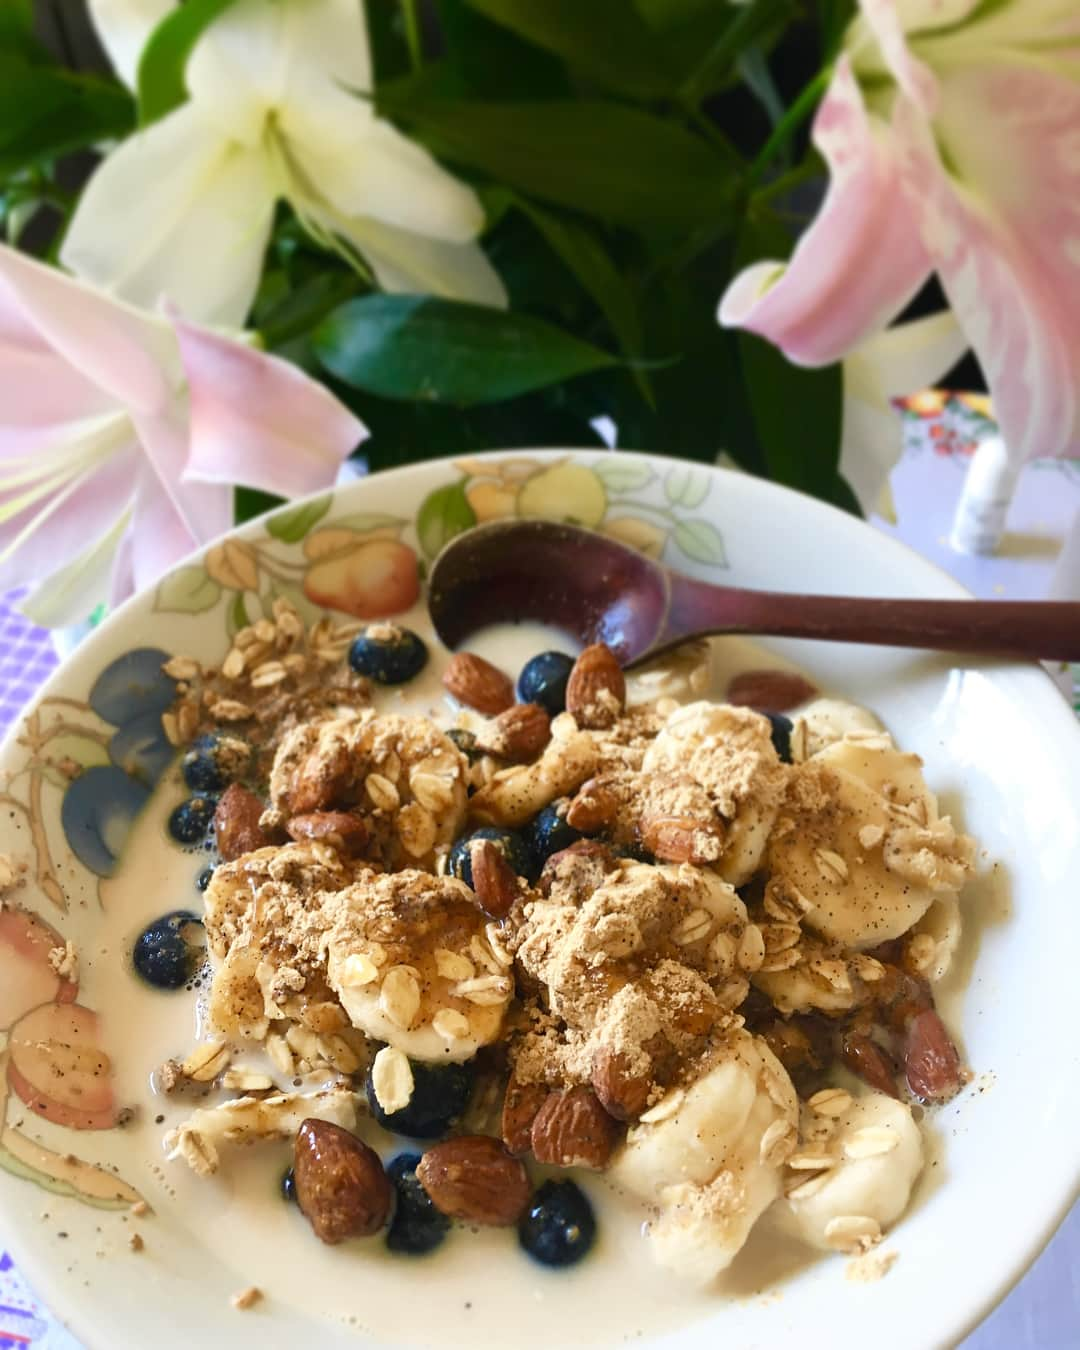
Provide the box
[909,895,962,982]
[643,702,787,886]
[469,717,596,827]
[793,698,885,759]
[611,1032,797,1282]
[778,1093,922,1252]
[325,870,513,1063]
[767,741,974,949]
[625,639,713,707]
[268,711,468,868]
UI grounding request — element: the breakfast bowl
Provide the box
[0,449,1077,1350]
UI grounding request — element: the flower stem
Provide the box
[401,0,423,71]
[748,66,832,186]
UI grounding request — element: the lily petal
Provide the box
[284,92,484,242]
[128,458,208,588]
[0,244,177,413]
[20,509,133,628]
[841,311,969,513]
[61,104,275,328]
[323,211,508,309]
[173,316,367,497]
[718,58,931,365]
[0,436,139,594]
[188,0,372,142]
[130,398,234,547]
[85,0,176,89]
[891,62,1080,459]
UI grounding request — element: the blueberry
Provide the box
[132,911,205,989]
[281,1168,297,1204]
[518,1179,596,1268]
[168,795,217,845]
[385,1152,450,1255]
[196,866,214,892]
[366,1058,474,1139]
[526,804,581,867]
[60,765,150,878]
[349,627,428,685]
[764,712,793,763]
[516,651,575,716]
[449,826,534,886]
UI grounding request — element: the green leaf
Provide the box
[39,733,111,791]
[463,0,680,96]
[673,518,727,566]
[155,565,221,614]
[266,495,332,544]
[0,1142,132,1211]
[438,0,568,97]
[235,486,285,525]
[511,198,643,363]
[664,465,710,508]
[0,60,134,177]
[380,92,740,232]
[592,459,654,494]
[137,0,239,126]
[314,295,617,405]
[417,479,477,558]
[633,0,722,28]
[679,0,796,102]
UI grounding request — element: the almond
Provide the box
[293,1119,392,1244]
[288,739,351,814]
[725,669,817,713]
[443,653,514,714]
[286,810,369,855]
[214,784,272,861]
[538,839,618,899]
[565,644,625,729]
[530,1086,619,1169]
[501,1074,549,1155]
[416,1135,530,1226]
[840,1032,900,1099]
[904,1009,964,1103]
[639,813,724,864]
[591,1047,652,1122]
[476,703,551,761]
[470,839,519,918]
[565,777,620,832]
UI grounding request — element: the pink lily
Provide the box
[719,0,1080,468]
[0,244,365,626]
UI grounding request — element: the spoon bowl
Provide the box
[428,519,1080,664]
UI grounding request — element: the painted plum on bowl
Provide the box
[0,909,78,1028]
[7,1004,116,1131]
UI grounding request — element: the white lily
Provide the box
[841,310,968,517]
[63,0,506,327]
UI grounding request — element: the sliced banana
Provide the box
[909,895,962,982]
[777,1093,923,1252]
[793,698,886,759]
[611,1032,797,1282]
[643,702,787,886]
[325,870,512,1063]
[469,720,596,827]
[767,741,974,949]
[625,639,713,707]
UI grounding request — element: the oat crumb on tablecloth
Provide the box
[231,1286,263,1310]
[128,1232,144,1253]
[130,1200,150,1217]
[846,1248,899,1283]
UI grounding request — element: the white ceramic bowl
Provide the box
[1,450,1077,1350]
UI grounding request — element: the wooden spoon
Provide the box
[427,519,1080,664]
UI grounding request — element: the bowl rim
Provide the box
[1,446,1078,1350]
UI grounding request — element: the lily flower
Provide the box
[63,0,506,326]
[841,310,968,516]
[0,244,365,626]
[719,0,1080,467]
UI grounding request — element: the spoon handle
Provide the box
[668,578,1080,661]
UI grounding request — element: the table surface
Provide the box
[1,402,1078,1349]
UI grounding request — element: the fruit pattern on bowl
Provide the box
[0,452,729,1216]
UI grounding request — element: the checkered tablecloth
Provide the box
[2,419,1079,1348]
